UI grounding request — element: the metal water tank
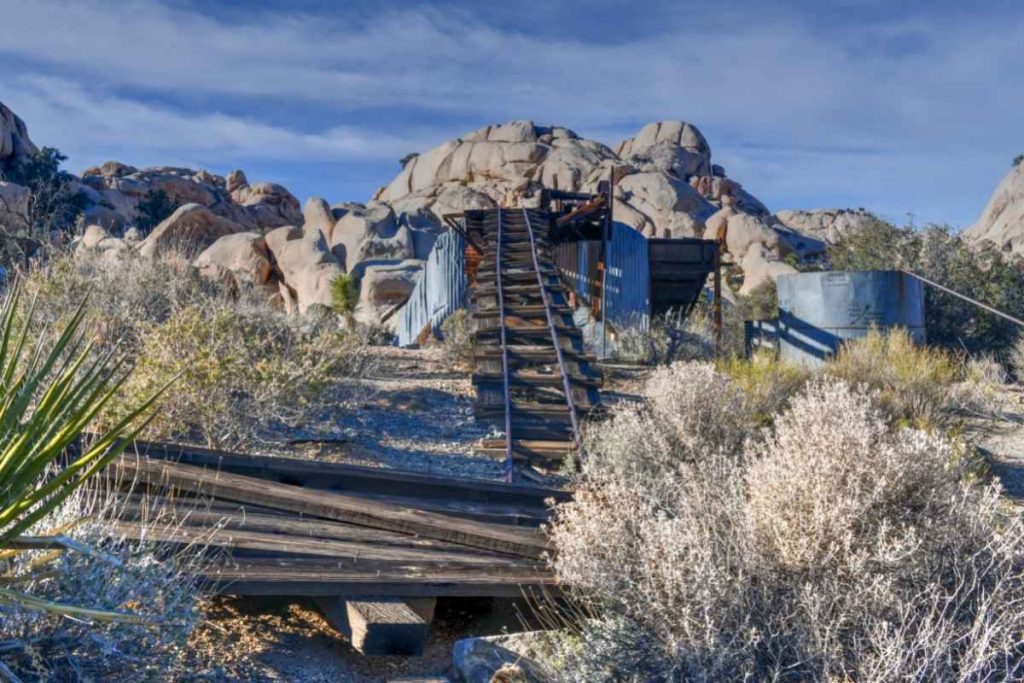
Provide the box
[776,270,925,366]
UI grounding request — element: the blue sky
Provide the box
[1,0,1021,228]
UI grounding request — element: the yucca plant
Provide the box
[0,283,164,622]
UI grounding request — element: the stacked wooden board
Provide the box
[100,440,566,654]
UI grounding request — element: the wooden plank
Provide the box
[114,457,550,559]
[315,597,433,656]
[107,521,543,568]
[122,439,569,505]
[201,557,557,597]
[114,503,496,553]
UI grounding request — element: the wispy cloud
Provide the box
[0,0,1020,223]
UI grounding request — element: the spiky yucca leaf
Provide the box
[0,283,164,621]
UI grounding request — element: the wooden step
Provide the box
[473,371,599,390]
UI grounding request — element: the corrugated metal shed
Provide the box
[603,223,651,331]
[396,230,467,347]
[556,225,724,333]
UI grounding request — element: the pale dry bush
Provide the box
[613,309,717,365]
[0,484,207,680]
[23,250,374,449]
[582,363,749,492]
[439,308,475,368]
[550,375,1024,682]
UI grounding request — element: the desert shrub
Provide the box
[830,220,1024,356]
[1012,336,1024,382]
[826,327,970,428]
[439,308,474,367]
[23,251,222,355]
[717,352,810,424]
[0,486,206,680]
[116,303,369,448]
[1014,154,1024,167]
[132,189,178,235]
[330,272,358,318]
[0,147,86,267]
[583,363,751,490]
[613,308,717,365]
[550,376,1024,682]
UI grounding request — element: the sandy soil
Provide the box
[977,386,1024,500]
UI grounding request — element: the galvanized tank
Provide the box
[776,270,925,366]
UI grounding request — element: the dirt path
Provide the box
[979,387,1024,500]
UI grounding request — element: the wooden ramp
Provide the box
[102,440,563,655]
[466,207,602,479]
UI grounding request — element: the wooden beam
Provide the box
[315,597,435,656]
[202,557,557,597]
[107,521,542,568]
[113,457,550,559]
[120,439,570,505]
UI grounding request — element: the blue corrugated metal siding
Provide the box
[604,224,650,331]
[397,230,467,346]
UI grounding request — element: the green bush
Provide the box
[331,272,359,318]
[133,189,178,234]
[829,219,1024,357]
[116,304,368,448]
[0,147,85,266]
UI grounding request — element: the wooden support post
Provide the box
[316,596,436,656]
[713,244,723,356]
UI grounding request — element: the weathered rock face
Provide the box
[78,163,301,233]
[357,259,423,324]
[138,203,246,258]
[451,632,552,683]
[614,120,711,176]
[0,182,30,231]
[194,232,272,289]
[774,207,878,244]
[0,102,37,164]
[330,202,415,274]
[964,164,1024,256]
[264,225,344,313]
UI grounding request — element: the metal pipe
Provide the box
[901,269,1024,329]
[522,209,585,457]
[495,208,515,481]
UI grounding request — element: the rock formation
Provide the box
[773,208,877,244]
[78,162,302,232]
[0,102,37,165]
[3,96,822,322]
[964,163,1024,255]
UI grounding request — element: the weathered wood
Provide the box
[107,521,542,568]
[121,439,570,505]
[114,457,550,559]
[201,557,557,597]
[316,597,434,656]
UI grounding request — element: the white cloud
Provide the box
[0,0,1021,223]
[0,75,434,170]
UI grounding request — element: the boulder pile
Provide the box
[3,96,847,320]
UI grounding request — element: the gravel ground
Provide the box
[182,346,558,680]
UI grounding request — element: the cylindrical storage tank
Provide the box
[776,270,925,366]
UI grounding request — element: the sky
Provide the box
[0,0,1021,228]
